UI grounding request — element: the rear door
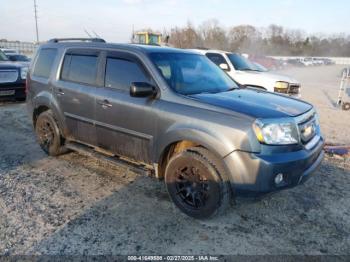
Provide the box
[53,49,102,145]
[95,51,158,164]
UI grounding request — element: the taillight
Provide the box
[25,78,29,94]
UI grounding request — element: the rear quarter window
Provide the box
[61,54,98,85]
[33,48,58,78]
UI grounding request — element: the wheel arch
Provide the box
[31,91,68,136]
[155,127,235,179]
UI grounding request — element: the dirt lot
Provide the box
[0,65,349,256]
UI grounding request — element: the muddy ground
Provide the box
[0,65,349,256]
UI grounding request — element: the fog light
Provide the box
[274,173,284,185]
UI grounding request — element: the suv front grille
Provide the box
[296,110,317,144]
[0,70,18,84]
[288,84,300,94]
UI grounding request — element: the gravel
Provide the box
[0,65,349,255]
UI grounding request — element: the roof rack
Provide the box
[48,38,106,43]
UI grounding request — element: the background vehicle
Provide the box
[322,58,335,65]
[27,39,324,219]
[7,54,31,62]
[0,49,27,101]
[300,57,314,66]
[133,31,162,45]
[194,49,301,97]
[248,54,282,70]
[0,48,18,56]
[287,58,305,67]
[6,54,31,68]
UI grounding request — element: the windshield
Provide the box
[150,52,238,95]
[227,53,259,71]
[0,50,8,61]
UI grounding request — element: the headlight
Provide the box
[275,81,289,89]
[253,119,299,145]
[20,67,28,79]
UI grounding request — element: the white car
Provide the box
[193,49,301,98]
[300,57,314,67]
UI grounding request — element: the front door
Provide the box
[95,51,158,164]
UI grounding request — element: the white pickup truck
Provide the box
[194,49,301,98]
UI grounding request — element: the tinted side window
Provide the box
[206,53,229,69]
[33,48,58,78]
[61,54,98,85]
[105,58,149,90]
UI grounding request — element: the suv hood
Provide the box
[232,70,299,89]
[190,88,312,119]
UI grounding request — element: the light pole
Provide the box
[33,0,39,43]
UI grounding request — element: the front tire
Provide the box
[35,110,65,156]
[165,147,231,219]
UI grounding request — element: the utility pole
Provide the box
[33,0,39,43]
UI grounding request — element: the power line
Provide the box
[33,0,39,43]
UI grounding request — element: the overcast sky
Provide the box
[1,0,349,43]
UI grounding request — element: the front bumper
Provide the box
[0,82,26,100]
[224,137,324,195]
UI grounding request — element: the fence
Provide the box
[0,40,38,57]
[271,56,350,65]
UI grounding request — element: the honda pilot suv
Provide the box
[27,38,324,219]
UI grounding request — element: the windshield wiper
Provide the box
[239,68,260,72]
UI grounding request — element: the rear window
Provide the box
[33,48,57,78]
[104,58,149,91]
[206,53,229,68]
[61,54,98,85]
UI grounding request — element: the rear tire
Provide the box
[165,147,231,219]
[35,110,65,156]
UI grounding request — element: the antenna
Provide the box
[92,30,101,39]
[84,29,93,38]
[33,0,39,43]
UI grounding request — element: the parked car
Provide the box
[0,48,18,56]
[287,58,305,67]
[312,58,324,66]
[0,49,27,101]
[27,38,324,218]
[248,54,282,70]
[193,49,301,98]
[6,54,31,68]
[300,57,314,66]
[321,58,335,65]
[7,54,31,62]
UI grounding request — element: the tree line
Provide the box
[165,20,350,57]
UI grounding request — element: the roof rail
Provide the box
[48,38,106,43]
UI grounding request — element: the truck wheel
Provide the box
[35,110,65,156]
[342,102,350,111]
[165,147,231,219]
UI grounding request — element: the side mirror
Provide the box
[130,82,157,98]
[219,63,229,71]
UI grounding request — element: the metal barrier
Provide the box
[337,67,350,110]
[0,41,38,56]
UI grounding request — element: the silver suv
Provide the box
[27,38,324,218]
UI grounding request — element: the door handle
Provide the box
[97,99,112,108]
[55,88,65,96]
